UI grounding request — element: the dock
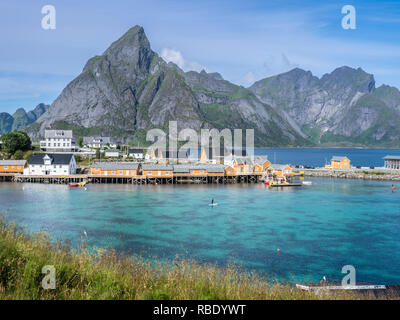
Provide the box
[1,173,262,185]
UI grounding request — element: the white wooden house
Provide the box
[24,153,77,175]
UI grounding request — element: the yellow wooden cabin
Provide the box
[0,160,27,174]
[253,156,271,174]
[267,164,293,177]
[232,157,253,174]
[328,156,350,169]
[90,162,140,176]
[141,164,173,177]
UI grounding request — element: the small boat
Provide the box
[69,183,79,187]
[302,181,312,185]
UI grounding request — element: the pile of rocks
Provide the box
[302,169,400,181]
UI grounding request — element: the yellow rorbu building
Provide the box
[141,164,173,177]
[90,162,140,176]
[0,160,27,174]
[327,156,351,169]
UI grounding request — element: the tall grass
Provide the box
[0,218,390,300]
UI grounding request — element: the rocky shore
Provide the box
[301,169,400,181]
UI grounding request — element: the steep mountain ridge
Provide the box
[0,103,49,134]
[249,67,400,146]
[29,26,308,147]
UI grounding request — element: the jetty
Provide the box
[2,172,263,185]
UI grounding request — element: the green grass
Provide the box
[0,217,395,300]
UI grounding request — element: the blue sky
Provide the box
[1,0,400,114]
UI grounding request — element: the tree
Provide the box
[0,131,31,154]
[78,136,83,148]
[95,148,101,160]
[13,150,24,160]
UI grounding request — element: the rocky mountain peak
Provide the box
[321,66,375,93]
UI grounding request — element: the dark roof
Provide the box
[28,153,74,165]
[129,148,144,154]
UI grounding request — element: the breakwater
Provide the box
[302,169,400,181]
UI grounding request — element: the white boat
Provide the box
[302,181,312,185]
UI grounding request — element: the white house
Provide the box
[40,130,76,152]
[104,149,121,158]
[82,136,116,149]
[24,153,77,175]
[128,148,144,159]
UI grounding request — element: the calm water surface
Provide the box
[255,148,400,167]
[1,178,400,284]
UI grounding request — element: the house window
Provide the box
[148,171,152,175]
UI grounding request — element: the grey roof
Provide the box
[45,130,73,139]
[129,148,144,154]
[383,155,400,160]
[105,149,120,153]
[92,162,139,170]
[28,153,74,165]
[83,136,112,145]
[268,164,289,170]
[202,165,227,173]
[0,160,26,166]
[172,165,208,173]
[142,164,173,171]
[254,156,269,165]
[331,156,348,161]
[234,157,253,165]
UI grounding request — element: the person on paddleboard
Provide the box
[211,198,214,205]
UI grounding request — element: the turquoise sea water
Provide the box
[1,178,400,284]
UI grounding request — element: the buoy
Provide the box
[277,248,280,254]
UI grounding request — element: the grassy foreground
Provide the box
[0,218,390,300]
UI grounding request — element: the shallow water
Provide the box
[1,178,400,284]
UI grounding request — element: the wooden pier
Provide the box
[1,173,261,185]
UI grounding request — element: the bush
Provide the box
[13,150,24,160]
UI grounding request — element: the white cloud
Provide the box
[160,48,206,72]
